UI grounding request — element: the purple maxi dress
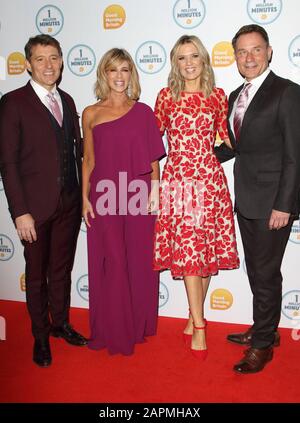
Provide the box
[87,102,165,355]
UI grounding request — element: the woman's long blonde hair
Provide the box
[168,35,215,102]
[94,48,141,101]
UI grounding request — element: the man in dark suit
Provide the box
[0,34,87,367]
[215,24,300,374]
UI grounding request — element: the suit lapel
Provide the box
[24,82,56,132]
[58,88,80,141]
[239,72,276,143]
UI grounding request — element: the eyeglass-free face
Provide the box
[234,32,272,81]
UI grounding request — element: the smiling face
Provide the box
[234,32,272,81]
[176,42,203,85]
[106,60,131,94]
[25,44,62,91]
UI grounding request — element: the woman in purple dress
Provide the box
[82,48,165,356]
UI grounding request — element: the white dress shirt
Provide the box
[229,68,271,134]
[30,79,63,118]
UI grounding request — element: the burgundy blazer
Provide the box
[0,82,82,222]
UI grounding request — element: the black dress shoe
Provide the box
[33,339,52,367]
[51,322,87,346]
[233,346,273,374]
[227,326,280,347]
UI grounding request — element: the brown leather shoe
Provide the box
[227,327,280,347]
[233,346,273,374]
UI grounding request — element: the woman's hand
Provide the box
[147,180,160,214]
[82,198,95,227]
[224,138,233,149]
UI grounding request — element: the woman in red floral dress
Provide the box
[154,35,239,359]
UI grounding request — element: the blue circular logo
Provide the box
[288,35,300,68]
[0,234,14,261]
[289,219,300,244]
[36,4,64,36]
[173,0,206,29]
[135,41,166,74]
[159,281,169,308]
[247,0,282,25]
[76,274,89,301]
[282,290,300,320]
[67,45,96,77]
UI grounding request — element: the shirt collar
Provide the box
[30,79,58,98]
[244,68,271,89]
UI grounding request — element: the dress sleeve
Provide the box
[147,106,166,162]
[216,88,229,140]
[154,88,168,136]
[131,103,166,177]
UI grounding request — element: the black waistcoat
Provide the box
[46,94,79,192]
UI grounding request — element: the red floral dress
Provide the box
[153,87,239,278]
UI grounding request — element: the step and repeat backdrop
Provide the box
[1,0,300,328]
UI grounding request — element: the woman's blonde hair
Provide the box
[94,48,141,100]
[168,35,215,101]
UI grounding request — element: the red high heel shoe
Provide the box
[183,314,207,347]
[190,322,208,361]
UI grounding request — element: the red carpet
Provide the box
[0,300,299,403]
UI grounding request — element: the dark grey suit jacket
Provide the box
[215,71,300,219]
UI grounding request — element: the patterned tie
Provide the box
[233,83,251,140]
[47,92,63,126]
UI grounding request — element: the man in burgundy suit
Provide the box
[0,35,87,367]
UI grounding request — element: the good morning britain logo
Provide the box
[212,42,235,67]
[103,4,126,29]
[210,289,233,310]
[36,5,64,35]
[7,52,26,76]
[247,0,282,25]
[173,0,206,29]
[135,41,166,74]
[67,45,96,77]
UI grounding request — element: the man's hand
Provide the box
[15,213,37,243]
[268,209,290,230]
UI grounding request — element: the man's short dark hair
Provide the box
[25,34,62,61]
[232,24,270,51]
